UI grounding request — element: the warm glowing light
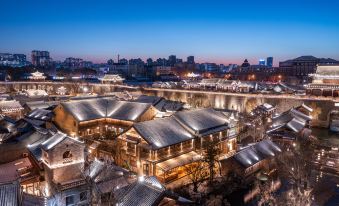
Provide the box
[138,176,145,182]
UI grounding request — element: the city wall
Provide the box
[0,81,337,127]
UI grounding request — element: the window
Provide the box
[80,191,87,202]
[63,151,72,159]
[65,195,75,206]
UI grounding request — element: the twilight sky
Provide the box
[1,0,339,66]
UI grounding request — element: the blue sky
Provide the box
[1,0,339,65]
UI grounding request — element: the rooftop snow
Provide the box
[114,176,165,206]
[231,139,281,169]
[134,117,194,149]
[174,108,229,135]
[61,97,152,122]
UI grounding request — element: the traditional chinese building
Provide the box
[53,97,157,138]
[0,100,24,119]
[23,89,49,98]
[29,71,46,81]
[306,64,339,97]
[35,131,91,206]
[100,74,124,84]
[116,108,239,182]
[266,104,313,141]
[113,176,192,206]
[220,139,281,178]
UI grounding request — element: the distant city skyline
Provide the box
[1,0,339,66]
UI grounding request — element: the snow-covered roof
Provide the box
[132,108,232,149]
[30,71,45,77]
[40,131,83,151]
[27,132,52,161]
[135,95,184,112]
[25,101,59,111]
[174,108,229,136]
[134,117,194,149]
[101,74,124,82]
[298,103,313,113]
[26,108,53,121]
[231,140,281,169]
[84,159,129,194]
[114,176,166,206]
[154,99,184,112]
[40,132,67,151]
[262,103,274,110]
[314,65,339,76]
[24,89,48,97]
[270,107,312,133]
[0,100,24,113]
[61,97,152,122]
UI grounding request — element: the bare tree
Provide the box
[202,138,220,184]
[256,179,277,206]
[274,138,316,206]
[184,160,208,192]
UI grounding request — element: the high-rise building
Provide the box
[0,53,27,66]
[187,56,195,64]
[64,57,84,68]
[156,58,166,66]
[118,58,128,65]
[259,59,266,66]
[266,57,273,67]
[146,58,153,66]
[107,59,114,65]
[31,50,50,66]
[128,58,144,66]
[168,55,176,66]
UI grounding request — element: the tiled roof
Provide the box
[39,131,83,152]
[154,99,184,112]
[114,176,165,206]
[25,101,59,111]
[61,97,152,122]
[174,108,229,136]
[134,117,194,149]
[135,95,184,112]
[0,181,20,206]
[230,140,281,169]
[40,132,67,151]
[132,108,232,149]
[26,108,53,121]
[85,160,130,194]
[0,100,24,113]
[27,131,52,161]
[25,89,48,97]
[270,107,312,133]
[101,74,125,82]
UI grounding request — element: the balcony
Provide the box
[59,179,86,191]
[63,158,73,164]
